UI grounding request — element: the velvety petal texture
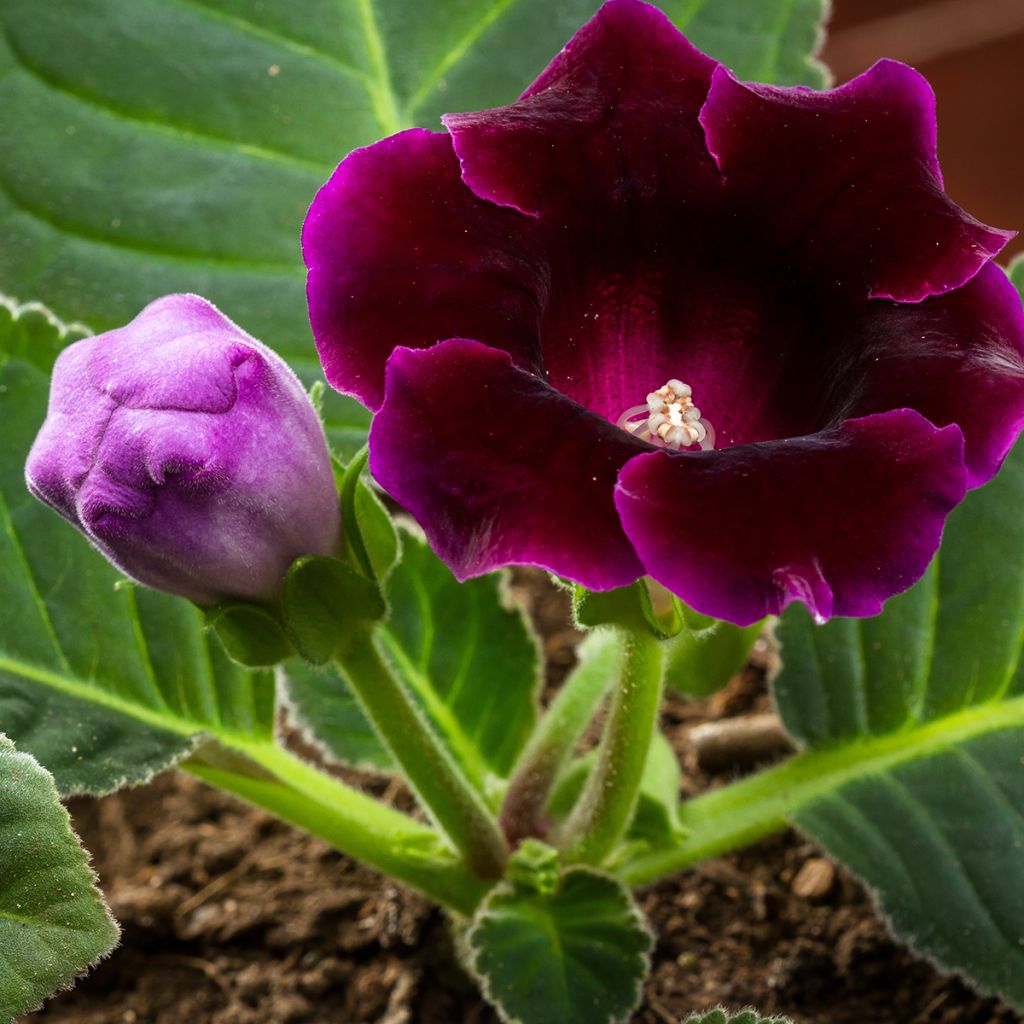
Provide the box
[27,295,340,605]
[370,340,646,590]
[700,61,1014,302]
[304,129,546,410]
[615,411,967,626]
[307,0,1024,624]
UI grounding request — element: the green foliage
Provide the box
[0,292,89,373]
[203,602,294,667]
[773,431,1024,1007]
[466,867,653,1024]
[339,448,400,583]
[0,734,119,1021]
[282,555,387,664]
[683,1011,794,1024]
[286,530,540,786]
[0,0,828,454]
[0,356,275,794]
[573,580,685,638]
[666,610,763,697]
[548,731,684,850]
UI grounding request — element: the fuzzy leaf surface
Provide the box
[467,867,653,1024]
[0,734,119,1021]
[771,425,1024,1006]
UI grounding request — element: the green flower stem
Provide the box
[499,631,622,844]
[335,633,509,879]
[184,742,489,915]
[559,627,665,865]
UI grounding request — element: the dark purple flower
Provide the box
[26,295,340,605]
[303,0,1024,626]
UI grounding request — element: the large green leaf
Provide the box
[0,733,119,1022]
[466,867,653,1024]
[286,529,540,787]
[768,430,1024,1006]
[0,351,275,794]
[0,0,827,455]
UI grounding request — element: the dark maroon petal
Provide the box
[615,410,967,626]
[443,0,718,220]
[700,61,1013,303]
[369,339,646,589]
[834,263,1024,487]
[303,128,546,410]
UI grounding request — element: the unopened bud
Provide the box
[25,294,340,605]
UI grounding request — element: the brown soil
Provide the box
[24,575,1024,1024]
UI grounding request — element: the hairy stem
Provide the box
[558,628,665,865]
[184,742,489,915]
[499,631,621,844]
[335,633,509,879]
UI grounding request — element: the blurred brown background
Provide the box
[824,0,1024,260]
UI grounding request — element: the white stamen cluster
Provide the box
[615,380,716,451]
[645,379,707,448]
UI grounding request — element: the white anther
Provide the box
[616,379,716,452]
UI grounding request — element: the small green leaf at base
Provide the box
[466,867,652,1024]
[0,734,119,1021]
[683,1010,794,1024]
[282,555,386,664]
[204,601,294,667]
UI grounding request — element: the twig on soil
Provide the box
[689,713,794,772]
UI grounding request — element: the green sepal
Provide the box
[339,447,400,583]
[666,608,764,697]
[506,839,561,896]
[572,580,684,639]
[282,555,386,665]
[203,601,294,667]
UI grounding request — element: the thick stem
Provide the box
[499,631,621,844]
[335,633,508,879]
[558,628,665,865]
[183,742,488,915]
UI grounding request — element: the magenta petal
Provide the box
[700,61,1014,302]
[443,0,718,220]
[370,339,646,590]
[615,410,967,626]
[839,263,1024,487]
[303,128,546,409]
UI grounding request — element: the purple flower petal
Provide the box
[615,410,967,626]
[27,295,339,605]
[443,0,718,219]
[369,339,646,589]
[303,128,546,410]
[699,60,1014,303]
[836,263,1024,487]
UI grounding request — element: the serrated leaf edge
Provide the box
[0,733,120,1020]
[463,865,654,1024]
